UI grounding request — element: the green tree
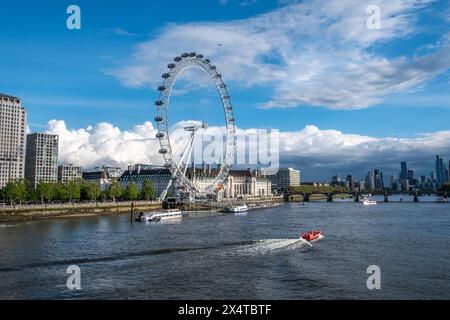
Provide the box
[66,180,81,203]
[107,181,122,202]
[140,180,155,201]
[0,186,5,202]
[53,183,68,202]
[36,182,54,204]
[124,182,139,201]
[91,183,101,202]
[4,180,28,206]
[80,182,100,202]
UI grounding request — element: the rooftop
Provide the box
[0,93,21,100]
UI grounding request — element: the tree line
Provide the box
[0,180,155,206]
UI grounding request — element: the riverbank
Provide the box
[0,201,162,222]
[0,197,284,222]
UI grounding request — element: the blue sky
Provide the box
[1,0,450,179]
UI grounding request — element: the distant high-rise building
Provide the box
[435,155,445,186]
[444,167,449,184]
[0,93,27,188]
[58,164,82,183]
[331,174,341,185]
[373,169,384,190]
[399,161,409,192]
[448,160,450,183]
[25,133,59,188]
[420,175,426,184]
[390,175,399,191]
[346,175,355,192]
[400,162,408,180]
[407,169,414,184]
[265,168,300,192]
[365,171,375,191]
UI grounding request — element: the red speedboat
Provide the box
[301,230,323,242]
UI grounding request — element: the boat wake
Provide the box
[0,224,17,228]
[224,239,311,257]
[0,239,311,273]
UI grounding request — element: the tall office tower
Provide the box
[407,169,414,184]
[435,155,444,186]
[431,171,436,182]
[25,133,59,189]
[448,160,450,183]
[0,93,27,188]
[444,167,449,184]
[400,161,408,180]
[365,171,375,191]
[390,175,399,191]
[346,175,355,192]
[373,169,384,190]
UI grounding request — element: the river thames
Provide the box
[0,198,449,299]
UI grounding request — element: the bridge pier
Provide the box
[354,194,359,202]
[414,193,419,203]
[327,194,333,202]
[384,192,389,203]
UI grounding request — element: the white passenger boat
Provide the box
[362,195,377,206]
[222,204,249,213]
[136,209,182,222]
[435,197,448,203]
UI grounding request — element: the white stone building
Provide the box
[118,165,272,200]
[0,93,27,188]
[265,167,301,192]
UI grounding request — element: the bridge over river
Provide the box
[284,191,448,203]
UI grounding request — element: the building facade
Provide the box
[25,133,59,188]
[83,166,123,191]
[58,164,83,183]
[187,167,271,199]
[0,93,27,188]
[118,167,172,197]
[118,165,272,200]
[265,168,300,192]
[346,175,355,192]
[223,169,272,198]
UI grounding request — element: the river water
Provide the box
[0,198,449,300]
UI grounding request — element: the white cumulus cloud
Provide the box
[45,120,450,180]
[107,0,450,110]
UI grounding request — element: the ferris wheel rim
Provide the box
[154,52,236,196]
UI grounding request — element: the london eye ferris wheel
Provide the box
[154,52,236,200]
